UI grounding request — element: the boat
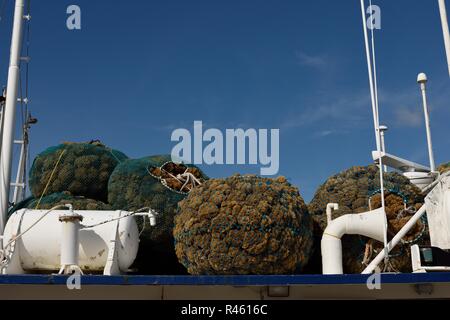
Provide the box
[0,0,449,301]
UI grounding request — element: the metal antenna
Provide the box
[417,73,436,172]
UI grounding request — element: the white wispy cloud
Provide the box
[281,92,370,130]
[295,51,327,68]
[280,79,450,137]
[393,107,423,127]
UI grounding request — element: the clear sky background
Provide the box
[0,0,449,202]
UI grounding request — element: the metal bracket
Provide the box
[103,211,122,276]
[2,211,26,275]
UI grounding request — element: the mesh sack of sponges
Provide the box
[29,141,128,202]
[29,192,111,211]
[173,175,314,275]
[438,162,450,174]
[108,154,208,274]
[308,165,428,274]
[8,192,111,219]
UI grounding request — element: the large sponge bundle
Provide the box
[29,141,128,202]
[438,162,450,174]
[174,175,314,275]
[308,165,427,274]
[108,154,208,274]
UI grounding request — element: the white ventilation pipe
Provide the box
[321,207,387,274]
[58,205,83,275]
[326,203,339,225]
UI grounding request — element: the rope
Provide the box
[33,149,66,209]
[147,161,203,195]
[82,207,156,229]
[0,204,68,269]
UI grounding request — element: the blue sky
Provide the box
[1,0,449,201]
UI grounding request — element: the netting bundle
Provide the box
[10,192,112,212]
[29,141,128,202]
[108,154,208,274]
[438,162,450,174]
[308,165,427,274]
[173,175,314,275]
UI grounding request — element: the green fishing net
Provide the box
[108,154,208,274]
[8,192,111,217]
[307,165,427,274]
[29,141,128,202]
[173,175,314,275]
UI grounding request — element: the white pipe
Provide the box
[362,204,427,274]
[326,203,339,225]
[322,207,386,274]
[379,125,388,173]
[418,73,436,172]
[439,0,450,76]
[59,206,83,272]
[0,0,25,233]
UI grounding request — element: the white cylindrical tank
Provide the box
[3,209,139,273]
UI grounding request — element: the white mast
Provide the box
[0,0,26,233]
[438,0,450,76]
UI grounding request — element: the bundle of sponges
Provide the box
[308,165,427,274]
[174,175,314,275]
[108,155,208,274]
[29,141,128,204]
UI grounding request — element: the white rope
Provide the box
[369,0,388,267]
[0,204,68,269]
[361,0,389,267]
[148,162,203,194]
[82,207,154,229]
[360,0,381,151]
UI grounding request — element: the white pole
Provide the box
[438,0,450,76]
[0,0,26,233]
[362,204,427,274]
[379,125,388,173]
[417,73,436,172]
[360,0,381,152]
[12,140,26,204]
